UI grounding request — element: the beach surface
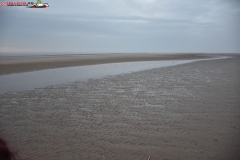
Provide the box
[0,53,212,75]
[0,55,240,160]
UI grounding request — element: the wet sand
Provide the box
[0,53,211,75]
[0,57,240,160]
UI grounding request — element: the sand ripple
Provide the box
[1,58,240,160]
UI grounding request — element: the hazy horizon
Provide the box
[0,52,239,57]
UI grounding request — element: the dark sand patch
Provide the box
[0,57,240,160]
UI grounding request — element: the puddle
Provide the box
[0,57,229,94]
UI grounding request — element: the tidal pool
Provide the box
[0,57,228,94]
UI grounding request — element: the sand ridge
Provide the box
[0,53,212,75]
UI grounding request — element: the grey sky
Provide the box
[0,0,239,54]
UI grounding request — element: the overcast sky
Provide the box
[0,0,239,54]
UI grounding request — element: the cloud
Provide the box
[0,0,239,54]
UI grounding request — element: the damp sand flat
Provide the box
[0,57,240,160]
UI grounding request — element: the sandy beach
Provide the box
[0,53,212,75]
[0,54,240,160]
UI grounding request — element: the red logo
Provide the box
[0,1,49,8]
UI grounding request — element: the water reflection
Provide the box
[0,57,227,94]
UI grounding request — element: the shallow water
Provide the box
[0,57,228,94]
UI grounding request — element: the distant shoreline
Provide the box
[0,53,221,75]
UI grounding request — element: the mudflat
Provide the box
[0,53,211,75]
[0,56,239,160]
